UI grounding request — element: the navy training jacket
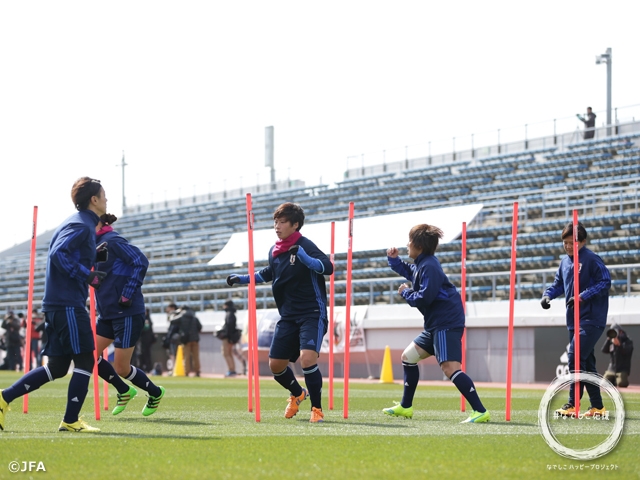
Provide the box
[388,252,465,330]
[42,210,100,311]
[95,230,149,320]
[543,247,611,329]
[257,236,333,321]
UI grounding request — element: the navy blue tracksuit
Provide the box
[544,247,611,408]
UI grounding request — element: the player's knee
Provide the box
[47,357,72,379]
[72,352,95,373]
[269,358,287,374]
[401,344,421,364]
[441,361,462,379]
[441,364,456,379]
[114,364,131,377]
[297,349,319,369]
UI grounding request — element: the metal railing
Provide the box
[116,105,640,211]
[124,263,640,312]
[345,107,640,180]
[2,263,638,315]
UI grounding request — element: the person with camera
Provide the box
[1,177,107,433]
[1,312,23,372]
[26,309,45,369]
[540,221,611,418]
[602,324,634,388]
[171,306,202,377]
[92,213,165,417]
[162,303,181,373]
[577,107,597,140]
[218,300,244,377]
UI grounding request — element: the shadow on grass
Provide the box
[290,418,415,428]
[490,421,538,427]
[114,417,211,427]
[99,432,223,440]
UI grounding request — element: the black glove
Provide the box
[226,275,240,287]
[87,271,107,290]
[540,296,551,310]
[118,296,133,307]
[96,242,108,263]
[288,245,299,254]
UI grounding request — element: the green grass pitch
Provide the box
[1,372,638,479]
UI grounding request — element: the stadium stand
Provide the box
[2,129,640,314]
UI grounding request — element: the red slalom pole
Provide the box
[505,202,518,421]
[89,286,101,420]
[103,348,109,410]
[23,206,38,413]
[246,193,261,421]
[343,202,354,419]
[247,318,254,413]
[460,221,467,413]
[246,195,254,413]
[573,210,581,417]
[329,221,335,410]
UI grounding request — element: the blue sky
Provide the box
[1,0,639,252]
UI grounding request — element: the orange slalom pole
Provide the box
[23,206,38,413]
[103,348,109,410]
[246,193,260,421]
[573,210,581,417]
[505,202,518,421]
[89,286,101,420]
[343,202,354,419]
[329,221,335,410]
[460,221,467,412]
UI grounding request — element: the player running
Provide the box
[540,222,611,418]
[93,213,165,417]
[1,177,107,432]
[227,203,333,423]
[382,224,490,423]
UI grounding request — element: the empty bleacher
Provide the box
[2,131,640,312]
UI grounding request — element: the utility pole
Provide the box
[117,151,128,211]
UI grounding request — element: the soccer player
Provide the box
[93,213,165,416]
[382,224,490,423]
[540,222,611,417]
[226,203,333,423]
[0,177,107,432]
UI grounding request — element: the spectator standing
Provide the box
[577,107,597,140]
[30,309,45,368]
[1,313,23,372]
[219,300,243,376]
[162,303,180,374]
[172,306,202,377]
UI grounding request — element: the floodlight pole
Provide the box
[596,48,612,136]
